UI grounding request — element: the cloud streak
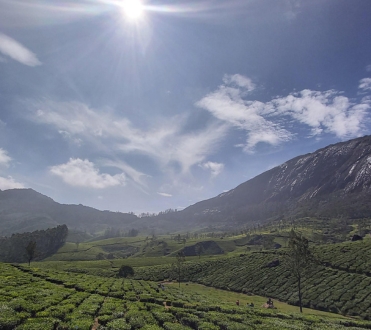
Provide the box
[0,33,41,66]
[157,192,172,197]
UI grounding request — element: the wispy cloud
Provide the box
[0,33,41,66]
[359,78,371,92]
[101,159,148,187]
[31,100,228,174]
[197,75,370,152]
[0,148,12,167]
[50,158,126,189]
[223,74,255,91]
[200,161,224,177]
[196,74,292,152]
[0,176,25,190]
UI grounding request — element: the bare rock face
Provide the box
[178,135,371,227]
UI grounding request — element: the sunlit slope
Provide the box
[164,135,371,229]
[1,263,371,330]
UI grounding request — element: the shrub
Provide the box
[105,317,131,329]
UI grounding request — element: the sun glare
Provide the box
[122,0,144,20]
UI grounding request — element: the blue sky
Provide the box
[0,0,371,214]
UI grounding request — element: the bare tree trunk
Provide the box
[298,276,302,313]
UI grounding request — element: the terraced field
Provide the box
[2,262,371,330]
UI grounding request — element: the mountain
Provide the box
[0,189,138,236]
[167,135,371,229]
[1,135,371,235]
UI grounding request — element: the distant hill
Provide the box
[0,189,138,236]
[160,135,371,229]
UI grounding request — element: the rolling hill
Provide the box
[0,189,137,236]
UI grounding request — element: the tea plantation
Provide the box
[2,262,371,330]
[134,240,371,320]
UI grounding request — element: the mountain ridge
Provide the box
[176,135,371,228]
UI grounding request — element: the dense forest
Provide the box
[0,225,68,263]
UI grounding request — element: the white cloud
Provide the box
[0,176,25,190]
[0,33,41,66]
[50,158,126,189]
[271,90,369,138]
[31,100,228,174]
[0,148,12,167]
[366,65,371,72]
[197,75,369,152]
[200,161,224,177]
[0,149,24,190]
[359,78,371,92]
[157,192,172,197]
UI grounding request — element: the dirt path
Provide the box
[91,317,99,330]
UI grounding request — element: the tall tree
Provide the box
[118,265,135,278]
[173,251,185,288]
[25,241,37,266]
[284,229,314,313]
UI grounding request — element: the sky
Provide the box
[0,0,371,214]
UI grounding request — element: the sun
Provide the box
[122,0,144,20]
